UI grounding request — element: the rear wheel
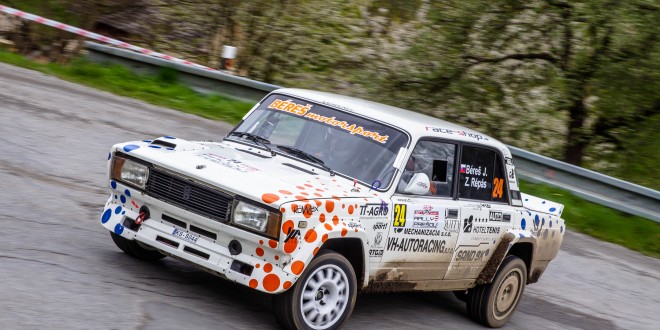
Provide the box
[466,256,526,328]
[110,232,165,261]
[273,251,357,330]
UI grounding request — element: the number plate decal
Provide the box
[172,228,199,244]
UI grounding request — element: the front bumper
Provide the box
[99,180,295,293]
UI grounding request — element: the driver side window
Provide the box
[397,140,456,197]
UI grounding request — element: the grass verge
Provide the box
[1,50,657,258]
[520,180,660,258]
[0,50,254,124]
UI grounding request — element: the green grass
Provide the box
[520,180,660,258]
[1,50,657,258]
[0,50,253,124]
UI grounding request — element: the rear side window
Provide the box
[459,146,508,203]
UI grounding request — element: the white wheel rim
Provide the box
[300,264,349,329]
[493,268,523,321]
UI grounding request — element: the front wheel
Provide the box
[467,256,527,328]
[273,251,357,330]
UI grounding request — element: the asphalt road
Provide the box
[0,62,658,330]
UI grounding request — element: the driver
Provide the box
[397,155,438,195]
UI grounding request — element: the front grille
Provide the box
[146,168,233,222]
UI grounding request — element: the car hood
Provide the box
[113,137,379,207]
[521,192,564,217]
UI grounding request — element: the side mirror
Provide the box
[403,173,430,195]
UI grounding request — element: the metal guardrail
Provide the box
[83,42,660,222]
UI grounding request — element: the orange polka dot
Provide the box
[282,220,294,235]
[348,205,354,214]
[314,193,322,197]
[354,228,358,232]
[305,184,313,188]
[325,200,335,213]
[341,228,348,236]
[249,279,258,288]
[280,208,285,213]
[291,260,305,275]
[316,188,324,192]
[304,229,318,243]
[342,204,345,209]
[263,274,280,292]
[283,281,292,290]
[256,263,261,268]
[275,255,279,260]
[256,247,264,257]
[262,193,280,204]
[268,240,278,248]
[296,186,305,190]
[324,223,333,231]
[279,190,292,195]
[259,240,264,245]
[319,213,326,223]
[332,195,341,201]
[284,238,298,254]
[264,263,273,273]
[322,234,328,242]
[313,247,320,255]
[300,191,309,196]
[295,196,309,202]
[315,200,322,207]
[290,204,298,212]
[303,204,313,218]
[332,215,339,225]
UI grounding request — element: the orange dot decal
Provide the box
[291,260,305,275]
[262,193,280,204]
[296,186,305,190]
[275,255,280,260]
[332,195,341,201]
[264,263,273,273]
[341,228,348,237]
[268,240,278,248]
[304,229,318,243]
[283,281,292,290]
[322,234,328,243]
[249,279,258,288]
[354,228,358,232]
[256,263,261,268]
[332,215,339,225]
[280,208,285,213]
[279,190,292,195]
[282,220,295,235]
[342,204,345,209]
[303,204,313,218]
[263,274,281,292]
[319,213,326,223]
[314,193,322,197]
[290,204,298,212]
[259,240,264,245]
[256,247,264,257]
[300,191,309,196]
[348,205,354,214]
[313,247,320,255]
[315,200,322,207]
[296,196,309,202]
[324,223,332,231]
[305,183,313,187]
[284,238,298,254]
[325,200,335,213]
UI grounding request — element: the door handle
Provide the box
[446,209,459,219]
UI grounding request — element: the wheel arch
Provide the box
[476,232,536,285]
[319,237,367,289]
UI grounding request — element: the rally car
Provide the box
[100,88,565,329]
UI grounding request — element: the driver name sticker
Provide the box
[198,153,259,172]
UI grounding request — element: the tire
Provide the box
[273,251,357,330]
[110,232,166,261]
[466,256,527,328]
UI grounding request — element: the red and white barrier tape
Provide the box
[0,4,219,71]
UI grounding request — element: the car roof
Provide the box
[274,88,510,154]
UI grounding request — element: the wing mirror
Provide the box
[403,173,430,195]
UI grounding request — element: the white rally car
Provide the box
[100,88,565,329]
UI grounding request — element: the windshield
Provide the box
[231,94,409,189]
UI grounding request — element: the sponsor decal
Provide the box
[268,99,390,144]
[359,203,389,218]
[425,126,489,141]
[412,209,440,229]
[463,215,494,233]
[386,237,453,254]
[455,249,490,262]
[284,228,300,243]
[401,228,448,237]
[347,222,362,229]
[504,157,514,166]
[372,232,383,248]
[393,204,407,228]
[444,219,460,233]
[198,153,259,172]
[369,249,384,257]
[472,226,501,234]
[509,168,516,180]
[372,222,388,230]
[463,216,474,233]
[489,210,509,222]
[292,205,318,214]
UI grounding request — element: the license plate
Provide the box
[172,228,199,244]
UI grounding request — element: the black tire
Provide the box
[110,232,166,261]
[466,256,527,328]
[272,251,357,330]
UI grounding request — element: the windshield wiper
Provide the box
[276,145,335,176]
[228,131,276,156]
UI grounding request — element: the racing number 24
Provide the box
[393,204,407,227]
[492,178,504,199]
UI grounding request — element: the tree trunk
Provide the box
[563,98,587,165]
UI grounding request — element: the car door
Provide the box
[379,140,461,282]
[444,144,515,280]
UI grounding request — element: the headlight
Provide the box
[232,200,281,239]
[112,156,149,190]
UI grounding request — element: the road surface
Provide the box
[0,62,658,329]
